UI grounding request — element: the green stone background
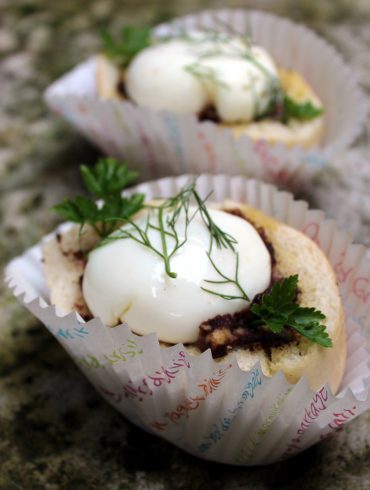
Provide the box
[1,1,370,489]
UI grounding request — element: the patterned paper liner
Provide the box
[44,9,367,188]
[5,175,370,465]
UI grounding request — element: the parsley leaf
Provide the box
[250,275,332,348]
[282,94,323,122]
[80,157,138,198]
[53,196,100,224]
[53,158,144,238]
[101,26,152,68]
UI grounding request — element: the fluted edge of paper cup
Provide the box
[44,9,367,187]
[5,175,370,465]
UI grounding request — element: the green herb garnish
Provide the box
[53,157,144,238]
[201,251,250,302]
[101,26,152,67]
[250,275,332,348]
[99,180,240,282]
[184,62,229,89]
[281,94,323,122]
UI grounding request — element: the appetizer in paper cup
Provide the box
[5,163,370,465]
[44,9,366,187]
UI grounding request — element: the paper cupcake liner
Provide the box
[5,175,370,465]
[44,9,367,188]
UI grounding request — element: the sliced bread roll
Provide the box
[43,201,346,393]
[187,201,346,394]
[95,55,324,149]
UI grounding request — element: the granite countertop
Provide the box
[1,1,370,489]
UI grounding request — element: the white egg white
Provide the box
[83,207,271,343]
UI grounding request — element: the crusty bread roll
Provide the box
[95,55,324,149]
[43,201,346,393]
[187,201,346,394]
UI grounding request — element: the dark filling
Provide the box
[117,82,287,125]
[195,208,297,358]
[117,79,128,99]
[118,80,222,123]
[196,283,297,358]
[198,105,221,123]
[196,100,288,124]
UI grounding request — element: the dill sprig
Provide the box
[100,179,242,285]
[100,206,185,278]
[184,63,229,89]
[99,181,197,278]
[201,251,250,301]
[192,190,237,251]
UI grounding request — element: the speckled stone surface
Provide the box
[1,1,370,489]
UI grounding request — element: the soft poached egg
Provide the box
[83,206,271,343]
[125,32,278,124]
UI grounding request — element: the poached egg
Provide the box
[83,206,271,343]
[125,32,278,124]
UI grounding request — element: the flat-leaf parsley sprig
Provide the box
[281,94,324,122]
[101,26,152,68]
[250,275,332,348]
[53,157,145,238]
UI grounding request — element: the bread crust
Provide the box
[43,202,346,393]
[96,55,324,149]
